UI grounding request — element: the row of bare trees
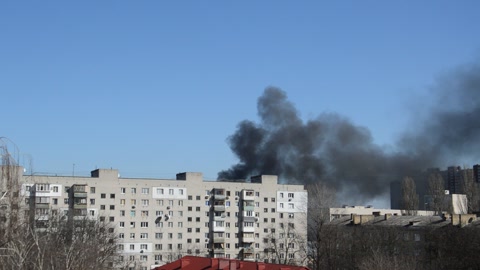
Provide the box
[0,139,123,270]
[401,168,480,215]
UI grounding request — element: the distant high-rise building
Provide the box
[474,164,480,183]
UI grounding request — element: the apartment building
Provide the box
[18,168,308,269]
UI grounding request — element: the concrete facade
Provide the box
[17,168,308,270]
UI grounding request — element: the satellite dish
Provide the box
[155,216,162,224]
[164,214,170,221]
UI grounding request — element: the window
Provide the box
[271,208,276,213]
[196,207,200,212]
[178,233,182,239]
[101,193,106,199]
[110,205,115,210]
[53,186,59,192]
[64,198,69,204]
[131,199,136,205]
[130,222,135,228]
[288,203,294,209]
[196,195,201,200]
[288,193,294,198]
[142,199,149,206]
[110,194,115,199]
[169,189,174,195]
[264,198,268,202]
[120,210,125,217]
[120,199,125,205]
[142,188,149,194]
[100,205,106,210]
[141,222,148,228]
[156,188,164,195]
[264,208,268,213]
[188,207,192,211]
[414,233,421,242]
[188,195,192,200]
[280,203,284,208]
[119,222,125,228]
[168,200,173,206]
[271,197,275,202]
[288,213,294,218]
[140,244,147,250]
[255,202,259,207]
[53,198,58,205]
[131,188,136,194]
[90,187,95,193]
[119,233,124,239]
[141,210,148,217]
[130,210,136,217]
[271,218,276,222]
[130,233,135,239]
[120,187,126,194]
[255,192,260,197]
[130,244,135,250]
[179,189,184,195]
[140,233,148,239]
[140,255,147,261]
[178,222,183,227]
[155,244,162,250]
[109,216,114,222]
[196,217,200,222]
[157,200,163,206]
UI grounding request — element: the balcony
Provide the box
[213,237,225,243]
[243,247,255,254]
[242,236,255,243]
[73,192,87,198]
[213,214,225,221]
[241,226,255,233]
[213,205,225,212]
[212,189,226,200]
[243,216,257,223]
[73,204,87,209]
[241,190,255,201]
[212,226,225,232]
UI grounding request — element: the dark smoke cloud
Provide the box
[219,62,480,202]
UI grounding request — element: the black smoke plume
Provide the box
[218,62,480,202]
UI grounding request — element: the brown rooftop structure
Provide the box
[153,256,310,270]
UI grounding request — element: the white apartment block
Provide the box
[17,168,308,269]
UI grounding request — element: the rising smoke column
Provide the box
[219,62,480,201]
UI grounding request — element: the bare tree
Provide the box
[427,173,448,214]
[306,182,338,270]
[262,222,307,265]
[460,166,480,213]
[401,176,419,215]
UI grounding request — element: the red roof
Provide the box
[153,256,310,270]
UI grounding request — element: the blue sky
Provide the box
[1,1,480,181]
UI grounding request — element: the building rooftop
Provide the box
[153,256,311,270]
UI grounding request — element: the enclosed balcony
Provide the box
[212,188,226,200]
[34,197,50,208]
[212,243,225,252]
[213,212,225,221]
[242,232,255,243]
[72,185,87,197]
[242,201,255,211]
[241,222,255,233]
[241,189,255,201]
[34,184,50,193]
[73,198,88,209]
[213,201,225,212]
[243,246,255,254]
[212,221,225,232]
